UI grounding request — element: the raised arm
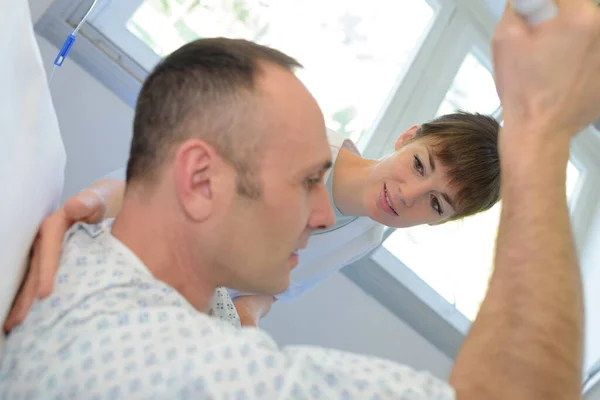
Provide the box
[450,1,600,398]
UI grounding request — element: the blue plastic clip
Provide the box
[53,33,77,67]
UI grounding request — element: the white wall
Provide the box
[37,36,134,202]
[262,272,453,379]
[31,0,452,379]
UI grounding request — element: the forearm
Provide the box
[86,178,126,218]
[451,129,583,399]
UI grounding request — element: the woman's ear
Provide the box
[394,125,421,151]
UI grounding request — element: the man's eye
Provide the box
[305,176,321,188]
[414,155,425,175]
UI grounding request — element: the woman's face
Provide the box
[363,126,459,228]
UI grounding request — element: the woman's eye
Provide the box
[431,196,443,215]
[414,155,425,175]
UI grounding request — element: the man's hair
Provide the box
[415,112,500,220]
[126,37,302,197]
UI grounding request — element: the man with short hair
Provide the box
[2,0,600,397]
[120,38,335,304]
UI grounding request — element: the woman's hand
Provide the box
[3,190,106,332]
[233,294,275,327]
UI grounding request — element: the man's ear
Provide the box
[174,139,220,221]
[394,125,421,151]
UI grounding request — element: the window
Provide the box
[436,52,500,117]
[567,161,581,197]
[85,0,439,143]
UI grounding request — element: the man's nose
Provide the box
[308,183,336,231]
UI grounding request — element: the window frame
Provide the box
[36,0,600,390]
[37,0,147,107]
[72,0,161,76]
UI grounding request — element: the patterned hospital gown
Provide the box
[0,221,455,399]
[209,288,240,328]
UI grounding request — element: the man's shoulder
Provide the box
[6,218,169,340]
[63,219,115,246]
[0,303,280,398]
[58,220,114,264]
[60,219,149,275]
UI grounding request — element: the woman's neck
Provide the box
[332,146,377,217]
